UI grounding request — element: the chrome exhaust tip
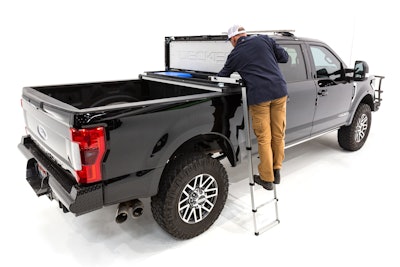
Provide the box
[115,202,130,224]
[130,199,144,219]
[115,199,144,223]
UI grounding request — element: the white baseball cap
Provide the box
[227,25,246,40]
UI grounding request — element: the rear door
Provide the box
[308,44,353,135]
[278,42,317,146]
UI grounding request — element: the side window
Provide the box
[278,44,307,83]
[310,46,341,80]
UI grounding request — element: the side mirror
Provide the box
[316,68,329,78]
[354,60,369,81]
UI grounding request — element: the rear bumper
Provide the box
[18,135,103,216]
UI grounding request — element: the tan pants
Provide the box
[249,96,287,182]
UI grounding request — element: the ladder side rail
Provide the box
[241,87,259,234]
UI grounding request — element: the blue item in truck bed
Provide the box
[155,71,193,78]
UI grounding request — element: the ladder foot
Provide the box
[255,232,259,236]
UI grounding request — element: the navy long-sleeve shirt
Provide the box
[218,35,289,105]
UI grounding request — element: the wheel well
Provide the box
[170,134,236,167]
[360,94,374,111]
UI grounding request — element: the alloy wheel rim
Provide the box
[178,173,218,224]
[355,113,368,143]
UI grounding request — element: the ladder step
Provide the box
[255,197,278,211]
[256,219,280,235]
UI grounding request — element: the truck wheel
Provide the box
[151,153,229,240]
[338,103,371,151]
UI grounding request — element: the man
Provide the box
[218,25,289,190]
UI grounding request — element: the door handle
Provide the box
[318,89,328,96]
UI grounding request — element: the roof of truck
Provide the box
[168,31,323,45]
[269,32,322,43]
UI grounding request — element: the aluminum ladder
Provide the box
[241,86,280,235]
[209,76,280,235]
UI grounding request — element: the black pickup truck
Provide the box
[18,31,384,240]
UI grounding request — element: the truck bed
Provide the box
[30,78,211,109]
[23,71,241,114]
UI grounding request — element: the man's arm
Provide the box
[217,54,235,77]
[273,41,289,63]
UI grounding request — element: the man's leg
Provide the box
[249,101,274,183]
[270,96,287,173]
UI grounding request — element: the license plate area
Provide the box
[26,160,50,196]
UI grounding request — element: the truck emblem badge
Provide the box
[37,125,48,140]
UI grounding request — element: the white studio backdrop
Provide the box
[0,1,398,267]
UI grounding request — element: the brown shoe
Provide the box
[253,175,273,190]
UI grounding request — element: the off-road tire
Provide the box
[151,153,229,240]
[338,103,371,151]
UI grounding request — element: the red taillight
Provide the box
[70,127,106,184]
